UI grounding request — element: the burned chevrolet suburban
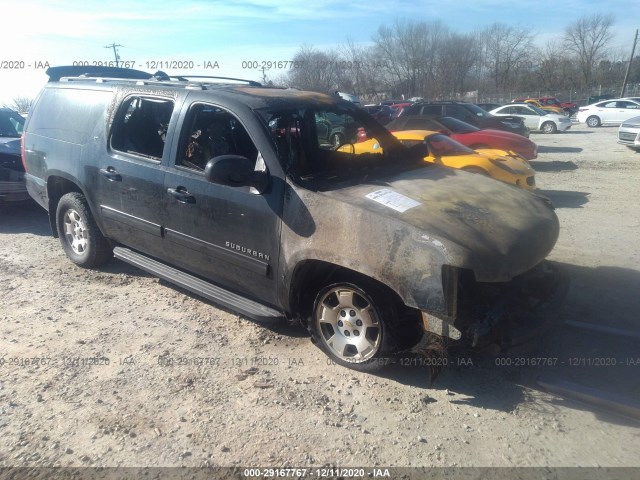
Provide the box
[23,66,566,371]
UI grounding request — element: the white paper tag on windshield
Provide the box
[365,188,421,213]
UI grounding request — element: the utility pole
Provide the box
[621,30,638,98]
[104,43,123,68]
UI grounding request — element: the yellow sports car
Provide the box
[521,99,565,116]
[341,130,536,190]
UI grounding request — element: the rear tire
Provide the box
[56,192,113,268]
[586,116,601,128]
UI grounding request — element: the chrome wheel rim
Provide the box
[316,287,381,363]
[63,209,88,255]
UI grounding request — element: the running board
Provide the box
[113,246,284,323]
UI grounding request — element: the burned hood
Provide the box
[318,166,559,281]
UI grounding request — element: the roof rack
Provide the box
[46,66,262,87]
[167,75,262,87]
[46,65,153,82]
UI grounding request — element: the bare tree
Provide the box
[563,13,615,87]
[3,97,34,113]
[373,20,448,98]
[535,41,580,91]
[480,23,534,91]
[283,45,342,93]
[436,33,479,97]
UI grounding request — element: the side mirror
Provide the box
[205,155,269,193]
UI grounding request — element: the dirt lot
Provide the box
[1,123,639,470]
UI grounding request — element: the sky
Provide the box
[1,0,639,107]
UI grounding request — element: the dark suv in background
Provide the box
[0,108,29,203]
[22,66,565,371]
[400,101,529,138]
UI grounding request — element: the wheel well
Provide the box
[47,176,83,238]
[289,260,407,325]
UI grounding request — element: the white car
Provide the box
[618,115,640,151]
[489,103,571,134]
[576,98,640,127]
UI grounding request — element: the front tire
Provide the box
[586,116,601,128]
[310,281,396,372]
[56,192,113,268]
[541,121,557,134]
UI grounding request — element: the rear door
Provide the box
[94,94,177,259]
[161,99,284,305]
[596,101,620,123]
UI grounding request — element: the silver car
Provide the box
[618,115,640,151]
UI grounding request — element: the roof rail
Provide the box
[172,75,262,87]
[46,65,153,82]
[46,66,262,87]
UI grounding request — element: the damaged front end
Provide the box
[419,262,569,355]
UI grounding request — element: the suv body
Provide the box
[23,66,566,370]
[400,101,530,138]
[0,108,29,203]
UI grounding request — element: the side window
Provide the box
[177,103,259,172]
[500,107,513,115]
[313,110,363,149]
[421,105,442,116]
[602,101,618,108]
[446,105,473,122]
[514,107,531,115]
[618,101,639,109]
[111,96,174,159]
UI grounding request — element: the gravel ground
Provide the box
[0,123,639,469]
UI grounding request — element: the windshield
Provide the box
[258,105,425,183]
[0,110,25,138]
[425,133,475,156]
[438,117,479,133]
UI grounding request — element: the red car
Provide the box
[386,115,538,160]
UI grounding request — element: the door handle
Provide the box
[99,167,122,182]
[167,187,196,204]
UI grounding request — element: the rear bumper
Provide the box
[25,173,49,210]
[0,180,30,202]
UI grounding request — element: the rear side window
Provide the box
[111,96,174,159]
[27,88,112,144]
